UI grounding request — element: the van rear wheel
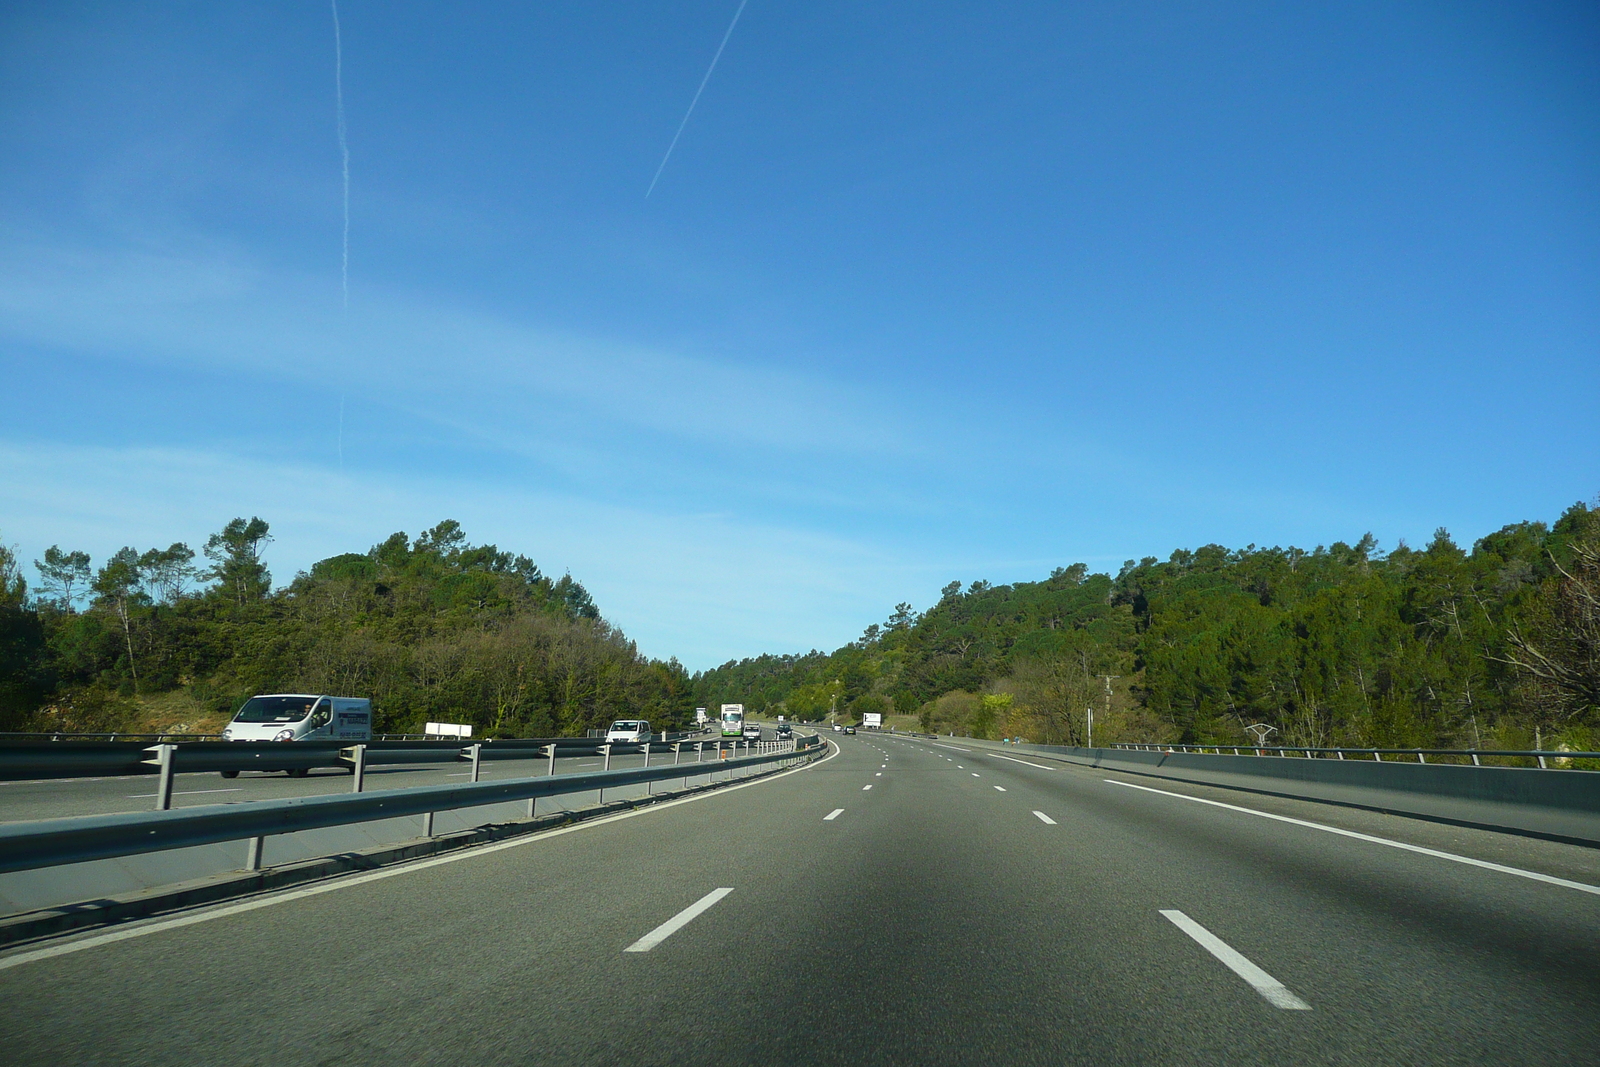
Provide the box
[220,770,239,779]
[287,768,310,778]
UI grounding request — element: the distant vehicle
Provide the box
[776,722,793,738]
[221,694,372,778]
[721,704,745,737]
[742,722,763,741]
[606,720,652,743]
[843,726,857,735]
[863,712,883,730]
[833,724,843,732]
[695,706,709,725]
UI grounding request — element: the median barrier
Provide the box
[948,738,1600,846]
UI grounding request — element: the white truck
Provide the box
[720,703,745,737]
[222,693,372,743]
[863,712,883,730]
[219,693,373,778]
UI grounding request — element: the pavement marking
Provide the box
[970,773,980,777]
[824,808,844,821]
[875,772,883,777]
[933,743,973,753]
[125,788,243,799]
[625,888,734,952]
[1033,811,1056,824]
[863,784,873,790]
[1160,909,1311,1010]
[994,786,1007,791]
[0,740,841,973]
[1108,779,1600,898]
[985,753,1057,771]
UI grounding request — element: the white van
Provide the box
[222,694,373,743]
[605,720,652,743]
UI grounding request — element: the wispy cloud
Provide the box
[0,233,902,460]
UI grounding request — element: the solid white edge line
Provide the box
[624,887,734,952]
[985,753,1057,771]
[126,788,243,798]
[0,740,840,972]
[1032,811,1056,824]
[824,808,844,821]
[1160,909,1310,1010]
[1106,778,1600,897]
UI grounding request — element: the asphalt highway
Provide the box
[3,732,1598,1065]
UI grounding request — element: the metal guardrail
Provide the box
[0,729,707,743]
[1111,743,1600,770]
[0,735,827,876]
[0,735,716,783]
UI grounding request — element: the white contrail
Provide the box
[646,0,749,198]
[338,393,345,471]
[332,0,349,305]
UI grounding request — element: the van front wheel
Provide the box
[287,768,310,778]
[220,770,239,779]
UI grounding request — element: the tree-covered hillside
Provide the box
[693,501,1600,751]
[0,519,693,736]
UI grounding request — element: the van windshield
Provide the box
[609,721,639,731]
[234,696,318,723]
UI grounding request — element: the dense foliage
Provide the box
[0,519,693,736]
[693,501,1600,750]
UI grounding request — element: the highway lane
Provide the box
[3,733,1599,1065]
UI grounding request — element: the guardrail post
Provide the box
[1373,750,1383,762]
[1471,751,1481,767]
[643,741,652,795]
[148,744,176,811]
[470,743,483,782]
[422,811,434,837]
[1417,751,1426,764]
[246,835,264,871]
[351,744,367,792]
[1336,749,1345,760]
[599,743,611,805]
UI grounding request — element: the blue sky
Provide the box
[1,1,1596,670]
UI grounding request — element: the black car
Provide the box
[843,726,857,735]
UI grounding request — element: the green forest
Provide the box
[692,501,1600,752]
[1,501,1596,747]
[0,518,694,736]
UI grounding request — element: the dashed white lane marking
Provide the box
[875,772,883,777]
[994,786,1007,791]
[1106,779,1600,898]
[625,888,735,953]
[863,784,873,790]
[986,753,1057,771]
[970,773,980,777]
[824,808,844,821]
[933,743,973,753]
[1160,909,1310,1010]
[126,788,243,799]
[1033,811,1056,824]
